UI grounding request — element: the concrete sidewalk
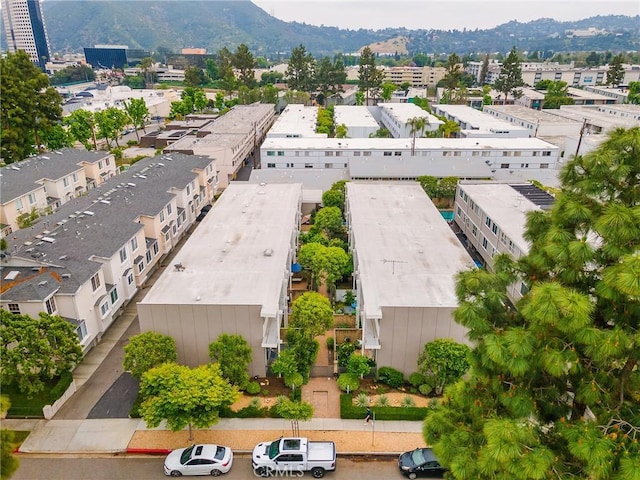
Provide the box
[7,417,423,455]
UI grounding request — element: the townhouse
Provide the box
[0,149,118,235]
[346,183,475,375]
[453,182,554,302]
[138,183,302,375]
[164,104,276,188]
[0,152,217,353]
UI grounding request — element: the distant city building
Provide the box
[381,65,446,88]
[181,48,207,55]
[83,44,150,69]
[1,0,51,70]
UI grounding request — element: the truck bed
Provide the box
[307,441,336,462]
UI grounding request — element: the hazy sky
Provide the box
[252,0,639,31]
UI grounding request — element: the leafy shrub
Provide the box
[261,389,270,396]
[340,394,428,421]
[375,395,389,407]
[337,342,356,368]
[401,396,416,408]
[378,367,404,388]
[419,383,434,396]
[246,381,261,395]
[248,397,261,409]
[290,388,302,402]
[409,372,426,388]
[48,370,74,402]
[326,337,334,350]
[337,373,360,392]
[354,393,370,407]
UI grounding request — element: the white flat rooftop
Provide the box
[347,182,476,317]
[432,104,529,134]
[378,102,443,126]
[334,106,380,128]
[460,183,541,252]
[267,104,323,138]
[483,105,579,125]
[139,183,302,318]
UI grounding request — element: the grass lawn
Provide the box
[3,378,59,418]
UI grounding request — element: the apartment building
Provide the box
[0,149,118,234]
[138,183,302,375]
[333,106,381,138]
[1,0,50,69]
[266,104,325,139]
[346,183,475,375]
[453,182,554,301]
[165,104,276,187]
[381,65,446,87]
[378,103,442,137]
[432,104,530,138]
[515,87,616,109]
[0,153,217,353]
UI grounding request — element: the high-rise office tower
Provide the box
[2,0,51,70]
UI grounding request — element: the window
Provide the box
[482,237,488,250]
[131,237,138,251]
[100,301,109,317]
[335,151,342,157]
[305,163,313,168]
[137,261,145,273]
[76,321,87,342]
[324,163,333,169]
[45,296,57,314]
[501,163,509,169]
[485,216,492,227]
[286,163,293,168]
[354,151,361,156]
[106,158,110,165]
[472,224,478,237]
[63,177,69,187]
[443,151,450,156]
[153,243,159,255]
[267,163,275,168]
[160,211,165,223]
[127,273,134,285]
[172,224,177,235]
[453,151,461,156]
[98,161,103,169]
[325,151,334,156]
[520,163,529,168]
[383,151,392,156]
[502,151,512,157]
[482,151,490,157]
[492,223,498,235]
[119,247,127,263]
[8,303,20,314]
[394,151,402,156]
[533,151,539,156]
[73,173,79,182]
[363,151,371,156]
[472,151,480,156]
[542,151,551,156]
[267,151,275,156]
[146,251,152,263]
[110,288,118,304]
[540,163,549,169]
[167,204,172,215]
[513,151,521,157]
[91,273,101,291]
[15,198,23,210]
[277,151,285,156]
[28,192,36,204]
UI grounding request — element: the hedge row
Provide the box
[339,394,429,421]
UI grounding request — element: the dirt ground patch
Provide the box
[354,392,431,408]
[128,428,426,454]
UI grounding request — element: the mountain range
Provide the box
[27,1,640,58]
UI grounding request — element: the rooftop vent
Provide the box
[4,271,20,281]
[42,237,55,243]
[59,255,68,260]
[84,211,95,216]
[61,273,72,279]
[38,281,48,286]
[263,248,273,257]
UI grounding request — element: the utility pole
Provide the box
[574,118,588,159]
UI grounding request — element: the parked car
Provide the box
[398,448,446,479]
[164,444,233,477]
[196,205,212,222]
[252,437,336,478]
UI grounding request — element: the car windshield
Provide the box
[180,445,195,465]
[268,441,280,459]
[411,448,427,466]
[215,446,226,460]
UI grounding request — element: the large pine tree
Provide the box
[424,127,640,479]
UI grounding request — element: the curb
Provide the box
[124,448,400,457]
[126,448,172,455]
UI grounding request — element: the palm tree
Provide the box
[408,116,428,156]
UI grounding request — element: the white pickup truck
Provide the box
[252,436,336,478]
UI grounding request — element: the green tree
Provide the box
[1,395,19,479]
[606,54,625,87]
[260,71,284,86]
[437,176,459,199]
[285,44,316,97]
[0,310,83,398]
[478,53,490,85]
[40,124,73,150]
[1,51,63,163]
[283,90,310,105]
[64,109,97,150]
[542,81,575,109]
[585,51,602,67]
[407,116,428,156]
[358,47,383,105]
[315,56,346,106]
[205,58,218,82]
[439,119,461,138]
[335,123,348,138]
[442,53,463,97]
[139,363,239,441]
[285,329,319,383]
[122,98,150,139]
[216,47,235,81]
[494,47,524,105]
[322,189,345,210]
[138,57,156,87]
[123,332,177,379]
[49,64,96,85]
[270,348,298,379]
[233,43,256,88]
[184,65,205,87]
[417,175,438,198]
[314,206,344,238]
[208,334,253,389]
[347,354,371,378]
[628,81,640,105]
[355,91,365,106]
[273,397,314,436]
[302,244,351,295]
[381,82,397,102]
[193,89,208,112]
[417,339,470,395]
[289,292,334,338]
[423,127,640,480]
[94,107,128,148]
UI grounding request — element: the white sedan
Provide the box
[164,444,233,477]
